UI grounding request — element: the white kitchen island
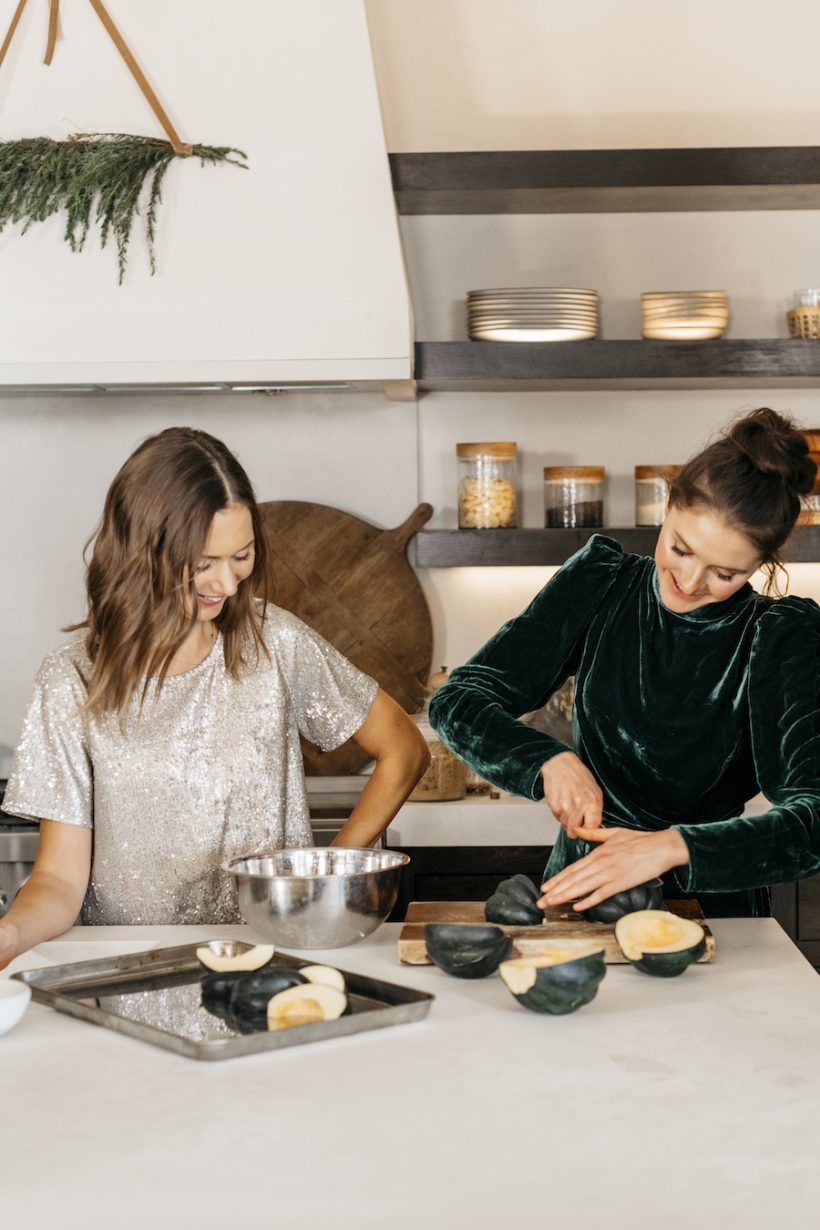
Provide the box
[2,920,820,1230]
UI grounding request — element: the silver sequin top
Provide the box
[4,605,377,926]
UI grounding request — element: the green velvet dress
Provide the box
[428,535,820,917]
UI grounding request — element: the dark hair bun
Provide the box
[728,407,817,496]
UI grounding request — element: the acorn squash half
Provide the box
[425,923,513,979]
[485,874,544,926]
[581,878,664,924]
[195,940,275,973]
[200,970,254,1016]
[499,941,606,1014]
[227,967,309,1019]
[615,910,706,977]
[266,984,348,1030]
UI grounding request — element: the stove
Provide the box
[0,779,38,917]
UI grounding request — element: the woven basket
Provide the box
[787,307,820,339]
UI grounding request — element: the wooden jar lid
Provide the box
[457,441,517,459]
[543,465,605,480]
[634,464,683,481]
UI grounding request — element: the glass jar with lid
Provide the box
[543,466,605,528]
[634,465,682,526]
[408,667,468,801]
[457,442,518,529]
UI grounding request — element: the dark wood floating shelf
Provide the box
[415,526,820,567]
[390,147,820,214]
[414,340,820,390]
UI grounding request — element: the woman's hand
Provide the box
[0,920,19,972]
[537,826,690,911]
[540,752,604,838]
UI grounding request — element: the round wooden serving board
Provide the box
[258,500,434,775]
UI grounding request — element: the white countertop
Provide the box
[2,919,820,1229]
[386,793,560,846]
[385,796,770,847]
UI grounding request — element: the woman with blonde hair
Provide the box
[431,407,820,918]
[0,427,428,968]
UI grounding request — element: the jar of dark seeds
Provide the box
[544,466,605,528]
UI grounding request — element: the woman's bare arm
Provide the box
[331,689,430,848]
[0,820,92,970]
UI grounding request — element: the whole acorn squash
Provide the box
[424,923,513,979]
[615,910,706,978]
[485,874,544,926]
[499,941,606,1014]
[582,878,664,924]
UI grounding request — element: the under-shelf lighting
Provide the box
[230,383,354,393]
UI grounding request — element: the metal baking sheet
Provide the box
[12,942,434,1061]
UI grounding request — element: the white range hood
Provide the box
[0,0,412,390]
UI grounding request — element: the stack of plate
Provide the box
[467,288,599,342]
[641,291,729,341]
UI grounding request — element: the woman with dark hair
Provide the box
[0,428,428,968]
[429,408,820,918]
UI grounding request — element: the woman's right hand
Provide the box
[540,751,604,838]
[0,920,19,972]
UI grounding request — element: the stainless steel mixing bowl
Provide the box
[223,847,410,949]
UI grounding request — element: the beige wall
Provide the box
[366,0,820,150]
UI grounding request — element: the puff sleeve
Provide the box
[429,535,626,800]
[675,597,820,892]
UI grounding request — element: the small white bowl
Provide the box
[0,980,31,1036]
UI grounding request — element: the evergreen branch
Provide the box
[0,134,248,282]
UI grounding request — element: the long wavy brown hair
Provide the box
[70,427,269,720]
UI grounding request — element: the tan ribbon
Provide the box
[0,0,30,72]
[44,0,58,63]
[0,0,192,157]
[87,0,192,156]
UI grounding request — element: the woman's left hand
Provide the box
[537,827,690,912]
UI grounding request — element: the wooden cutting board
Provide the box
[258,500,434,775]
[398,900,714,965]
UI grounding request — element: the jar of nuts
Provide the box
[457,441,518,529]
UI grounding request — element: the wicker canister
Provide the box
[800,446,820,523]
[788,307,820,339]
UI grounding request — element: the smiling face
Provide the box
[655,503,762,612]
[193,503,256,621]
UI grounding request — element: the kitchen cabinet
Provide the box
[388,845,546,920]
[0,0,411,387]
[389,146,820,390]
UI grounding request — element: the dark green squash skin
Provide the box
[505,952,606,1014]
[485,875,544,926]
[425,923,513,978]
[200,971,248,1015]
[626,935,707,978]
[201,967,308,1026]
[227,967,308,1018]
[582,878,664,924]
